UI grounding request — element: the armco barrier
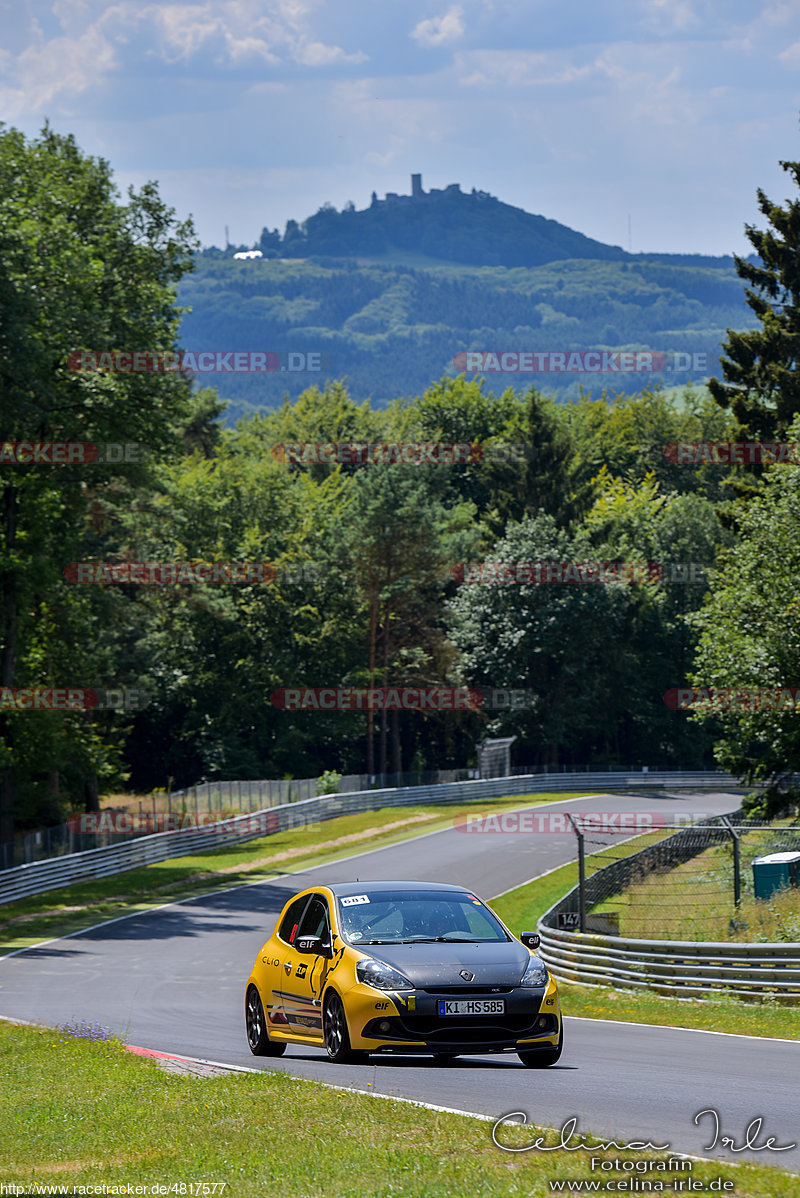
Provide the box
[537,809,800,1000]
[536,927,800,1000]
[0,770,743,907]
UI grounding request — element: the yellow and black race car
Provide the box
[244,880,562,1066]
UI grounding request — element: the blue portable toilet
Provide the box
[752,851,800,900]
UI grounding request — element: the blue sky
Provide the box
[2,0,800,254]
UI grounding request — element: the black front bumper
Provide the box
[362,986,558,1052]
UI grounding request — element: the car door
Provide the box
[265,893,313,1030]
[279,894,332,1041]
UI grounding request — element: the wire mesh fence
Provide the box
[547,812,800,942]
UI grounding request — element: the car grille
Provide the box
[363,1013,556,1044]
[419,985,514,995]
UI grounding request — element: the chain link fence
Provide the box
[546,811,800,942]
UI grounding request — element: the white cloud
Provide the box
[411,5,465,49]
[721,1,800,55]
[454,49,594,89]
[642,0,699,33]
[148,5,229,63]
[223,33,281,65]
[0,0,367,117]
[1,22,116,115]
[145,3,355,68]
[778,40,800,66]
[296,40,367,66]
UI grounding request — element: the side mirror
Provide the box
[294,935,332,957]
[520,931,540,950]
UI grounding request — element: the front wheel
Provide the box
[323,991,367,1064]
[518,1025,563,1068]
[246,985,286,1057]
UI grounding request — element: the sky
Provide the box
[2,0,800,256]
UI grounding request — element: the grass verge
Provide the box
[491,841,800,1040]
[1,1022,794,1197]
[0,792,584,956]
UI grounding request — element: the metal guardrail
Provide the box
[537,928,800,1000]
[4,762,688,870]
[0,769,744,907]
[1,768,490,870]
[537,810,800,1000]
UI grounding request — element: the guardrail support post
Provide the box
[568,814,586,932]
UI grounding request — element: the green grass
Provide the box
[491,838,800,1039]
[558,983,800,1038]
[0,793,584,955]
[1,1022,794,1197]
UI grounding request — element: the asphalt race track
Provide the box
[3,791,799,1171]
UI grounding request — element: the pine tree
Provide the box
[709,156,800,441]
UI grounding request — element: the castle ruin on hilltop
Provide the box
[370,174,491,207]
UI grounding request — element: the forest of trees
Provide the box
[178,254,756,417]
[3,126,800,841]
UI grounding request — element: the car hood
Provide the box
[354,939,533,988]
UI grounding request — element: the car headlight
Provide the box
[356,957,413,990]
[521,954,549,987]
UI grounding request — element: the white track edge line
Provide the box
[565,1014,800,1044]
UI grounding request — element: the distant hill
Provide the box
[178,176,759,419]
[178,255,757,421]
[281,177,627,267]
[216,174,747,273]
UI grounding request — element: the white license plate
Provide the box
[438,999,505,1016]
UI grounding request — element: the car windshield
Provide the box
[336,889,510,944]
